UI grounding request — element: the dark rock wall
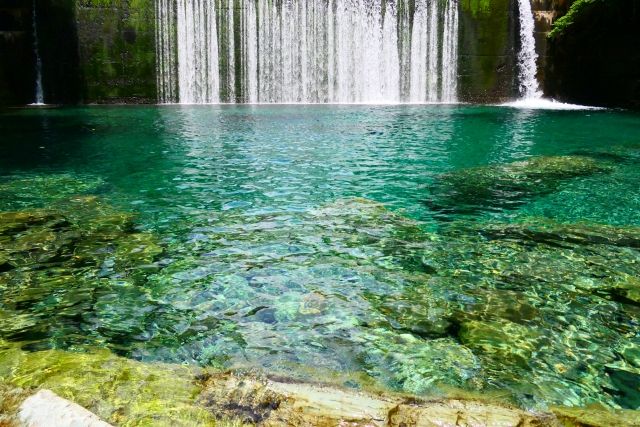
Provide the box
[0,0,80,106]
[76,0,156,103]
[38,0,81,104]
[546,0,640,108]
[458,0,518,103]
[0,0,35,105]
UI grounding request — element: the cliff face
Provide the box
[531,0,570,87]
[546,0,640,108]
[76,0,156,103]
[0,0,35,105]
[457,0,518,103]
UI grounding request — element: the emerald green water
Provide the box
[1,105,640,411]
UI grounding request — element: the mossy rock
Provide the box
[0,194,166,351]
[0,343,232,426]
[458,320,542,369]
[472,219,640,249]
[427,156,611,215]
[0,174,105,210]
[609,276,640,306]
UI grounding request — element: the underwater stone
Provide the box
[0,196,166,351]
[610,276,640,305]
[0,175,105,210]
[458,320,542,368]
[427,156,611,215]
[475,219,640,249]
[604,365,640,409]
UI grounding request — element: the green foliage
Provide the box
[549,0,604,39]
[461,0,495,17]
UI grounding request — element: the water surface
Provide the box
[1,105,639,411]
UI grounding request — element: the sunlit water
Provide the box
[1,105,640,411]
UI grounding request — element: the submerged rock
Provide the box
[474,219,640,249]
[0,196,165,350]
[0,174,106,211]
[610,276,640,305]
[458,320,542,369]
[427,156,611,215]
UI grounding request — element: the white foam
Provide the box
[500,98,604,111]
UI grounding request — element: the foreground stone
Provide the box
[19,389,113,427]
[199,372,554,426]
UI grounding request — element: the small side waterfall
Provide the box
[516,0,541,99]
[31,0,45,105]
[155,0,460,104]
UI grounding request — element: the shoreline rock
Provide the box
[198,372,554,426]
[19,389,113,427]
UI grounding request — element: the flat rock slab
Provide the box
[200,373,552,426]
[19,389,113,427]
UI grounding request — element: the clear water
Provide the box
[1,105,640,411]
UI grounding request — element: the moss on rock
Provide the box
[0,343,236,426]
[427,156,611,215]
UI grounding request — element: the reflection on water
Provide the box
[1,105,640,411]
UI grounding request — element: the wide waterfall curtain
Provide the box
[156,0,459,104]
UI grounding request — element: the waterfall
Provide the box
[31,0,44,105]
[155,0,460,104]
[516,0,542,99]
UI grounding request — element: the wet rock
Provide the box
[604,365,640,409]
[427,156,611,215]
[610,276,640,306]
[199,372,552,426]
[551,405,640,427]
[458,320,542,368]
[474,219,640,249]
[0,346,218,426]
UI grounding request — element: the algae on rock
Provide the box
[427,155,611,216]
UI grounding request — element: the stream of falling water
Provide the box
[516,0,542,99]
[155,0,459,104]
[31,0,44,105]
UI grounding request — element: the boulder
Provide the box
[19,389,113,427]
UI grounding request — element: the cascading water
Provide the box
[31,0,45,105]
[156,0,220,104]
[516,0,542,99]
[155,0,460,104]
